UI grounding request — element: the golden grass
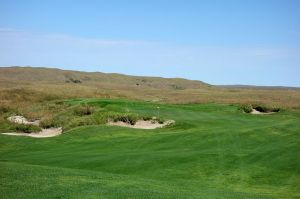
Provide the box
[1,66,300,111]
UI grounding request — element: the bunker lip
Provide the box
[7,115,40,126]
[108,120,175,129]
[2,127,63,138]
[4,115,62,138]
[250,109,276,115]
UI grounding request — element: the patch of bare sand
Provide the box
[2,127,62,138]
[7,116,40,126]
[3,115,62,138]
[250,109,275,115]
[108,120,175,129]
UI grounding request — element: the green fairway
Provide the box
[0,99,299,199]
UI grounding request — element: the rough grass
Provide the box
[0,99,299,199]
[13,124,42,133]
[240,104,253,113]
[111,113,139,125]
[39,117,59,129]
[73,105,95,116]
[1,66,300,109]
[239,104,281,113]
[0,100,165,132]
[252,105,281,113]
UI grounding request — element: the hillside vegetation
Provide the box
[1,66,300,109]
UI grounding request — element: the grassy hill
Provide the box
[0,99,299,198]
[0,67,299,198]
[1,66,300,109]
[0,66,207,89]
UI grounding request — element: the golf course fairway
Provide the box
[0,99,299,199]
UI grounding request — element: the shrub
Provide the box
[142,116,153,121]
[0,102,14,114]
[73,105,95,116]
[149,117,164,124]
[240,104,253,113]
[253,105,280,113]
[90,112,107,124]
[240,103,281,113]
[40,117,58,128]
[112,113,139,125]
[14,124,41,133]
[253,105,268,112]
[66,117,96,129]
[55,101,64,105]
[0,106,10,114]
[68,78,82,83]
[157,119,164,124]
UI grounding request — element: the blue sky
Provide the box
[0,0,299,86]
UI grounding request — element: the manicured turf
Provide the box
[0,99,299,199]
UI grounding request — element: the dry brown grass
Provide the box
[1,66,300,110]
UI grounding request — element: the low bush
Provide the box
[147,116,164,124]
[66,117,96,130]
[253,105,280,113]
[240,104,253,113]
[0,106,10,114]
[112,113,139,125]
[13,124,41,133]
[40,117,59,128]
[55,101,64,105]
[67,78,82,84]
[0,102,15,114]
[91,111,110,124]
[73,105,95,116]
[142,116,153,121]
[240,104,281,113]
[157,119,164,124]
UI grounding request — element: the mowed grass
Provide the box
[0,99,299,199]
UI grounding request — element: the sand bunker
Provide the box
[7,116,40,126]
[2,127,62,138]
[250,109,275,115]
[108,120,175,129]
[3,115,62,138]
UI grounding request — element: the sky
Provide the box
[0,0,299,86]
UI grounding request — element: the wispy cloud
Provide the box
[0,28,299,86]
[0,28,147,46]
[41,33,148,46]
[0,28,19,32]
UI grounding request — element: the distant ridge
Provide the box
[0,66,208,90]
[3,66,298,89]
[1,66,300,108]
[218,85,300,90]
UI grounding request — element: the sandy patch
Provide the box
[2,127,62,138]
[250,109,275,115]
[7,116,40,126]
[108,120,175,129]
[4,115,62,138]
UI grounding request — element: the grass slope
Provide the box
[0,99,299,198]
[1,66,300,108]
